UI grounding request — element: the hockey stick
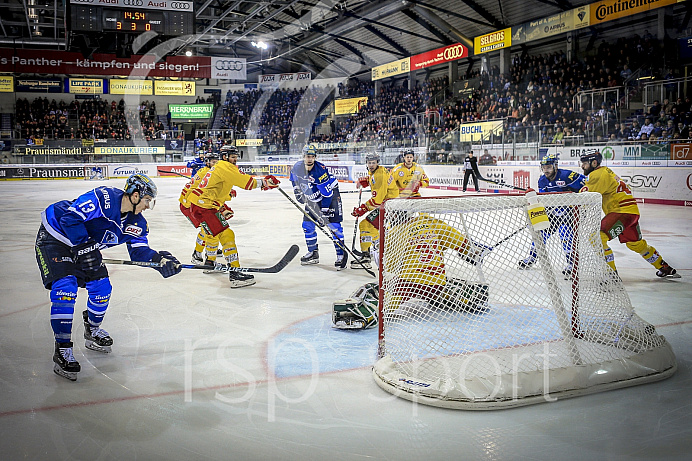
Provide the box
[339,189,370,194]
[157,169,191,179]
[351,187,365,257]
[276,187,377,278]
[103,245,299,274]
[478,174,527,192]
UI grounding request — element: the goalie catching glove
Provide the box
[260,175,280,190]
[151,251,182,278]
[332,283,379,330]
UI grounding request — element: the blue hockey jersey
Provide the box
[290,160,339,208]
[187,157,205,177]
[538,168,586,193]
[41,186,158,262]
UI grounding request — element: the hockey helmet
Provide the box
[365,152,380,162]
[579,149,602,164]
[220,145,239,157]
[124,173,157,199]
[401,149,415,157]
[302,144,318,157]
[540,153,559,166]
[206,151,221,161]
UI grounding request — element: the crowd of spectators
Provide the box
[15,97,166,141]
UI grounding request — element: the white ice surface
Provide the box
[0,177,690,461]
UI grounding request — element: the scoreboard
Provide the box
[69,0,194,36]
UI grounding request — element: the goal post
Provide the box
[373,192,676,409]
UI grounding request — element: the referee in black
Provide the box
[462,150,481,192]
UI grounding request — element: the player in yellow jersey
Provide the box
[350,153,399,269]
[179,152,231,269]
[579,150,678,278]
[188,145,280,287]
[391,149,429,198]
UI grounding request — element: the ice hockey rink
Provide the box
[0,176,690,461]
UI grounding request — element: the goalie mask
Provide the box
[332,283,379,330]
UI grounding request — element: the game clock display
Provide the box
[70,5,193,35]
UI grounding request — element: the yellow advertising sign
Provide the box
[572,5,591,29]
[371,58,410,81]
[334,97,368,115]
[0,75,14,93]
[590,0,679,25]
[459,120,503,142]
[236,139,263,147]
[68,79,104,94]
[473,28,511,55]
[155,81,196,96]
[109,79,153,95]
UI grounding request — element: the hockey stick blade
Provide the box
[103,245,300,274]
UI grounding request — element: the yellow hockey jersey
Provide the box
[580,166,639,215]
[391,162,429,198]
[178,166,210,209]
[365,165,399,210]
[191,160,258,209]
[386,215,471,286]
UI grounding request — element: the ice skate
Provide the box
[82,310,113,353]
[53,341,80,381]
[228,271,256,288]
[656,261,680,279]
[350,254,371,269]
[191,250,204,265]
[300,249,319,265]
[335,252,348,271]
[518,255,536,269]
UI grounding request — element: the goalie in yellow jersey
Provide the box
[350,153,399,269]
[579,150,679,278]
[332,210,490,330]
[391,149,429,198]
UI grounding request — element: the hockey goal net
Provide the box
[373,192,676,409]
[84,164,109,181]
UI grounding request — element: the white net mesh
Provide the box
[373,193,676,409]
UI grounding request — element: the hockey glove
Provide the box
[352,204,369,218]
[410,181,420,195]
[72,240,102,274]
[219,204,234,220]
[229,189,237,199]
[293,185,306,204]
[151,251,182,278]
[356,176,369,189]
[261,175,280,190]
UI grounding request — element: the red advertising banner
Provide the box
[0,49,210,79]
[156,165,192,177]
[410,43,468,71]
[671,143,692,160]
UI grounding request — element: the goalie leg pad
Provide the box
[333,283,379,330]
[442,279,490,314]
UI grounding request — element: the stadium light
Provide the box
[251,41,268,50]
[185,50,193,57]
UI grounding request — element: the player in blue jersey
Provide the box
[290,145,348,270]
[518,153,586,276]
[187,150,206,177]
[35,174,182,381]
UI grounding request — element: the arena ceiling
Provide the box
[0,0,622,77]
